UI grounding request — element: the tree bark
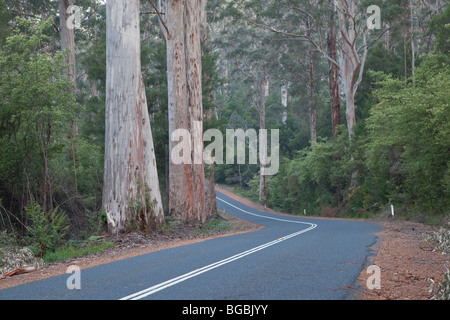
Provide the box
[205,156,217,217]
[185,0,206,223]
[409,0,415,85]
[200,0,208,47]
[59,0,76,85]
[200,0,217,218]
[281,83,288,124]
[337,0,367,138]
[384,23,391,51]
[258,73,268,201]
[103,0,164,234]
[165,0,194,222]
[59,0,79,194]
[307,19,316,143]
[336,0,368,188]
[327,1,341,140]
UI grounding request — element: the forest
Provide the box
[0,0,448,258]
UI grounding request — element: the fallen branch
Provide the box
[0,266,37,280]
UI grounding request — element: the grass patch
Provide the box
[228,185,259,202]
[42,238,114,263]
[190,213,231,236]
[159,216,183,234]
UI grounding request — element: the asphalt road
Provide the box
[0,191,382,300]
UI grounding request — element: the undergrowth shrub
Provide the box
[428,268,450,300]
[26,202,69,257]
[425,227,450,255]
[426,227,450,300]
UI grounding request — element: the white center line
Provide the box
[119,196,317,300]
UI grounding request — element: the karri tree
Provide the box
[103,0,164,234]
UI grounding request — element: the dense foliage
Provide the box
[233,52,449,219]
[0,0,448,252]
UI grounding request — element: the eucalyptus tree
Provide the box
[247,0,380,139]
[59,0,76,85]
[326,0,340,139]
[58,0,80,196]
[158,0,207,223]
[103,0,164,234]
[218,0,332,144]
[214,11,281,200]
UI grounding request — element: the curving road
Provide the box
[0,191,381,300]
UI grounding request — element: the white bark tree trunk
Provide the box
[200,0,208,46]
[337,0,368,138]
[103,0,164,234]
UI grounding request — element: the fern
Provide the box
[26,202,69,257]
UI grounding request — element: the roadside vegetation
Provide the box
[0,201,113,272]
[426,227,450,300]
[0,207,241,276]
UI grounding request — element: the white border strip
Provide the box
[120,197,317,300]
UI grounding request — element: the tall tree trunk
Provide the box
[200,0,217,218]
[336,0,367,188]
[403,34,408,81]
[166,0,194,222]
[200,0,208,47]
[59,0,77,84]
[59,0,76,85]
[409,0,415,85]
[258,73,268,201]
[327,1,341,139]
[338,0,356,137]
[59,0,79,194]
[337,0,367,138]
[185,0,206,223]
[103,0,164,234]
[205,153,217,217]
[385,23,391,51]
[307,19,316,143]
[38,123,52,213]
[281,83,288,124]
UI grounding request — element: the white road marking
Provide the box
[216,197,314,225]
[120,196,317,300]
